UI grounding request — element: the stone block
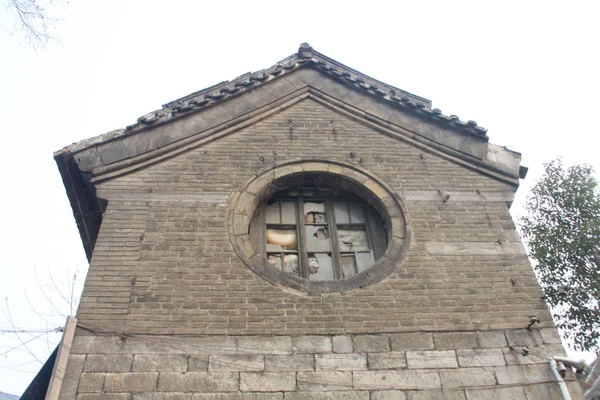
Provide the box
[456,349,505,367]
[199,105,232,128]
[390,333,434,351]
[191,395,282,400]
[522,383,564,400]
[539,328,563,344]
[315,353,367,371]
[371,390,407,400]
[97,140,130,165]
[104,372,158,392]
[502,344,564,365]
[367,352,407,370]
[237,336,292,354]
[59,354,85,400]
[84,355,132,372]
[406,350,458,369]
[209,355,264,371]
[407,390,466,400]
[239,372,296,392]
[158,372,238,392]
[332,336,353,353]
[124,336,237,355]
[134,394,191,400]
[78,394,130,400]
[132,355,188,372]
[284,392,369,400]
[188,355,209,371]
[353,335,390,353]
[264,354,314,371]
[439,368,496,388]
[353,370,441,390]
[78,373,105,393]
[297,371,353,391]
[476,331,507,348]
[465,386,526,400]
[293,335,332,353]
[495,365,555,385]
[433,333,477,350]
[505,330,543,347]
[71,336,123,354]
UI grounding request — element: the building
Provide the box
[50,43,583,399]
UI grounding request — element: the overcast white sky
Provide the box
[1,0,599,395]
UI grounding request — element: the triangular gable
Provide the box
[54,43,525,260]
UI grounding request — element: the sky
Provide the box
[1,0,599,395]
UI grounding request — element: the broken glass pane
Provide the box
[356,251,375,272]
[341,254,357,278]
[305,226,331,252]
[267,254,282,269]
[338,227,369,252]
[266,228,297,251]
[333,201,350,224]
[304,202,327,224]
[308,253,334,281]
[281,201,297,224]
[349,203,366,224]
[283,254,299,276]
[265,202,280,224]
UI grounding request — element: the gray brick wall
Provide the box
[62,96,576,398]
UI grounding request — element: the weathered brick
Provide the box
[297,371,353,391]
[367,352,407,370]
[465,386,526,400]
[456,349,505,367]
[407,390,466,400]
[353,335,390,353]
[390,333,434,351]
[104,372,158,392]
[353,370,441,390]
[209,355,264,371]
[264,354,314,371]
[433,333,477,350]
[440,368,496,388]
[315,353,367,371]
[84,355,132,372]
[332,336,353,353]
[370,390,407,400]
[406,350,457,369]
[133,355,188,372]
[495,365,555,385]
[78,373,105,393]
[237,336,292,354]
[293,335,332,353]
[158,372,238,392]
[239,372,296,392]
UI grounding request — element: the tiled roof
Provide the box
[62,44,487,155]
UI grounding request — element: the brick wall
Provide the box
[62,97,576,398]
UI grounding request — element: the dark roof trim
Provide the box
[56,43,487,157]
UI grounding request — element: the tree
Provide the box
[3,0,63,49]
[520,159,600,352]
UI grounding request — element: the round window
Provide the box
[228,160,409,294]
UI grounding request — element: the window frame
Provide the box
[256,195,385,281]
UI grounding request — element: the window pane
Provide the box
[281,201,297,224]
[267,254,282,269]
[305,225,331,252]
[338,227,369,252]
[333,201,350,224]
[356,251,375,272]
[308,253,334,281]
[304,202,327,224]
[349,203,366,223]
[266,228,297,251]
[283,254,300,276]
[341,254,357,278]
[265,202,280,224]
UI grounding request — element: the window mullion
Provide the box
[297,199,309,279]
[326,200,342,279]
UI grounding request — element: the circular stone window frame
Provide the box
[227,159,410,295]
